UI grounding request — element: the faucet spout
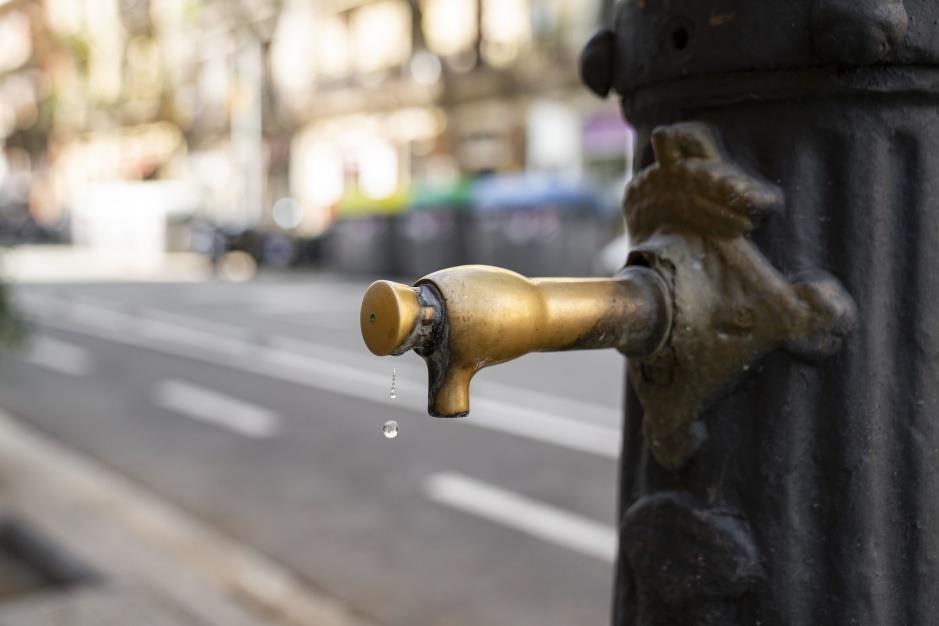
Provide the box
[361,265,671,417]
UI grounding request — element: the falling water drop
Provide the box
[382,369,399,439]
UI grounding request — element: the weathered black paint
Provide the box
[583,1,939,624]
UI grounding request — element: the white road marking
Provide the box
[469,398,620,457]
[252,299,355,316]
[137,317,251,357]
[137,307,252,339]
[68,299,129,331]
[181,284,363,304]
[21,335,93,376]
[20,293,621,458]
[424,472,617,563]
[153,379,280,438]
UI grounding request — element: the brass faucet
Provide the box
[360,264,671,417]
[359,124,856,471]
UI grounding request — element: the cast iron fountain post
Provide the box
[581,1,939,624]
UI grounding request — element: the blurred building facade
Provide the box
[0,0,630,243]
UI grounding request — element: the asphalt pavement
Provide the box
[0,273,626,626]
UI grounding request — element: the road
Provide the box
[0,274,625,626]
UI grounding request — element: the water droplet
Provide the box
[382,420,399,439]
[389,367,397,399]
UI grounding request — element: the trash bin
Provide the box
[467,174,616,277]
[324,190,407,276]
[396,180,472,280]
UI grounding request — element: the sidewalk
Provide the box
[0,410,376,626]
[2,246,212,283]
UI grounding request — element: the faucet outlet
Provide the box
[361,265,672,417]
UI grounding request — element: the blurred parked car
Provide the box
[0,214,63,246]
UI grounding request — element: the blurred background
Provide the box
[0,0,632,279]
[0,1,637,625]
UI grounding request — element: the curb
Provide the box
[0,410,377,626]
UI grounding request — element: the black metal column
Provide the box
[582,2,939,624]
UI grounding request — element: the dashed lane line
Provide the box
[20,335,94,376]
[153,378,281,438]
[424,472,617,563]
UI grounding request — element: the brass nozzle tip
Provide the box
[360,280,421,356]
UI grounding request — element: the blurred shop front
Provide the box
[7,0,630,277]
[272,0,629,277]
[52,123,197,267]
[306,92,630,278]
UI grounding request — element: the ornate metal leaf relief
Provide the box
[624,123,858,470]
